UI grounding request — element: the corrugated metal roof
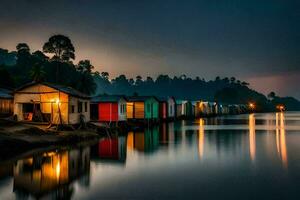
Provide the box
[91,95,127,103]
[0,88,13,99]
[15,82,90,99]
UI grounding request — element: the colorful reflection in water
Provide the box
[10,147,90,199]
[0,112,299,199]
[198,118,205,159]
[276,112,288,168]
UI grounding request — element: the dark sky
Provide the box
[0,0,299,98]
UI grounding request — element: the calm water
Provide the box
[1,112,300,199]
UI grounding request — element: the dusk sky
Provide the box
[0,0,299,98]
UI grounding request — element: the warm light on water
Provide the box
[1,112,300,199]
[249,114,256,161]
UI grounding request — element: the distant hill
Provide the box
[94,74,300,112]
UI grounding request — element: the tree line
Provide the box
[0,35,96,95]
[0,34,299,111]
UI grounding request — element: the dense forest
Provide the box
[1,34,299,111]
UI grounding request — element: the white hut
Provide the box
[14,82,90,124]
[167,97,176,119]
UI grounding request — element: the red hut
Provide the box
[91,95,127,122]
[158,97,168,120]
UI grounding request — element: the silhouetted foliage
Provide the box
[29,64,46,82]
[43,35,75,62]
[0,48,16,66]
[268,91,276,99]
[1,35,96,95]
[76,60,94,74]
[0,65,14,88]
[271,96,300,111]
[1,35,300,110]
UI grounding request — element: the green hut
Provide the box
[145,96,159,120]
[127,96,159,120]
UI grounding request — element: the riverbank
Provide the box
[0,119,100,162]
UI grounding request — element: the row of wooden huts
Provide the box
[0,82,249,125]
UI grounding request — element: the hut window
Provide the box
[71,105,75,113]
[78,101,83,113]
[120,104,123,114]
[84,102,88,112]
[121,104,125,114]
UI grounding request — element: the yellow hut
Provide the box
[14,82,90,124]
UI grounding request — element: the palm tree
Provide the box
[30,64,46,82]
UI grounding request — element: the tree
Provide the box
[230,77,236,84]
[223,77,229,84]
[32,50,48,61]
[180,74,187,80]
[268,91,276,100]
[76,72,96,95]
[16,43,30,54]
[0,65,14,88]
[101,72,109,80]
[241,81,249,86]
[135,75,143,85]
[215,76,221,81]
[129,78,134,85]
[43,35,75,82]
[29,64,46,82]
[43,35,75,62]
[146,76,154,83]
[76,60,94,74]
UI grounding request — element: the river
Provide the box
[0,112,300,199]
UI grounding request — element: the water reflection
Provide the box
[126,127,160,153]
[276,112,288,168]
[0,112,298,199]
[249,114,256,161]
[13,147,90,199]
[198,118,205,159]
[91,136,127,164]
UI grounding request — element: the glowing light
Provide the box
[276,105,285,112]
[56,161,61,181]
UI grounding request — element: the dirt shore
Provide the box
[0,119,100,161]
